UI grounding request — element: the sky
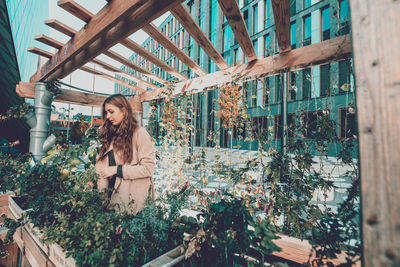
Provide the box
[46,0,170,116]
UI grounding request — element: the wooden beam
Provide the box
[80,65,147,93]
[56,4,179,84]
[45,19,77,37]
[103,50,168,85]
[142,23,207,76]
[28,48,151,92]
[27,47,53,58]
[16,82,107,106]
[58,0,93,23]
[91,58,159,90]
[34,34,64,50]
[217,0,257,62]
[349,1,400,266]
[271,0,291,53]
[141,35,351,101]
[120,38,188,81]
[33,32,158,90]
[170,3,229,70]
[30,0,185,83]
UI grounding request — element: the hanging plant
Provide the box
[3,103,35,120]
[215,83,247,129]
[45,80,62,97]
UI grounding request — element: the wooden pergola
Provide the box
[15,0,400,266]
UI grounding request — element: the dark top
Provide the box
[106,150,123,198]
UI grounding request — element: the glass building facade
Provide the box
[6,0,48,82]
[116,0,354,156]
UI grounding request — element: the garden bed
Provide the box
[7,195,185,267]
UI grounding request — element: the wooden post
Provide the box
[349,0,400,266]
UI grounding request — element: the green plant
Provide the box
[184,194,282,266]
[4,103,34,120]
[45,80,62,97]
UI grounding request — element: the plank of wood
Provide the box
[39,24,158,89]
[27,49,153,93]
[27,47,53,59]
[272,235,361,266]
[45,19,77,37]
[142,35,351,101]
[34,34,64,50]
[55,4,185,83]
[80,65,147,93]
[0,242,18,267]
[271,0,291,53]
[142,23,207,76]
[170,3,229,70]
[217,0,257,62]
[120,38,188,81]
[58,0,93,23]
[0,193,14,207]
[103,50,168,85]
[349,1,400,266]
[30,0,184,82]
[91,58,159,90]
[16,82,107,106]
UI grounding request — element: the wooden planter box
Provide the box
[7,195,185,267]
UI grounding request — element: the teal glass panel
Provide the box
[321,7,330,40]
[290,22,296,49]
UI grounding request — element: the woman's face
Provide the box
[105,103,125,126]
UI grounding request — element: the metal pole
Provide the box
[280,73,288,153]
[90,64,95,127]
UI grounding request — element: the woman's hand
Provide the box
[98,166,117,179]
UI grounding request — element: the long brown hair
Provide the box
[98,94,138,163]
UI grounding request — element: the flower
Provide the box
[115,225,123,235]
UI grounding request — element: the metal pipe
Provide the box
[29,82,56,161]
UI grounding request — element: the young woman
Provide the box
[95,94,155,214]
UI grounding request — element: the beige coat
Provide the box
[95,127,155,214]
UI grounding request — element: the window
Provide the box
[253,4,258,34]
[303,0,311,8]
[220,127,229,148]
[253,39,258,57]
[275,75,282,103]
[339,0,350,35]
[264,34,274,56]
[302,68,311,99]
[287,113,297,139]
[222,24,232,52]
[290,21,296,49]
[194,94,202,146]
[303,14,311,46]
[274,115,282,139]
[289,72,297,101]
[339,107,357,138]
[224,53,231,66]
[244,10,249,31]
[206,90,215,147]
[303,110,324,138]
[233,123,246,140]
[250,116,268,140]
[234,48,242,64]
[264,0,271,28]
[290,0,296,16]
[339,60,352,93]
[263,76,270,105]
[251,80,257,107]
[274,31,279,54]
[320,64,330,96]
[321,6,330,41]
